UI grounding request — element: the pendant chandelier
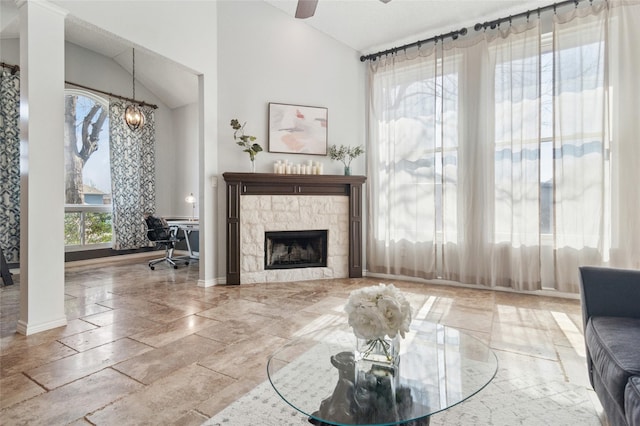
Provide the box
[124,48,145,131]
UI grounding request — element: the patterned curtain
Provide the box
[0,68,20,263]
[109,100,156,250]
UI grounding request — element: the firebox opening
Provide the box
[265,230,328,270]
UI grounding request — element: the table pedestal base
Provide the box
[308,351,430,426]
[309,417,430,426]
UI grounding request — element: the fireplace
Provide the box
[265,230,328,270]
[223,173,366,284]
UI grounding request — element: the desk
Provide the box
[267,321,497,425]
[166,220,199,260]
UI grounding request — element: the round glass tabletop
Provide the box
[267,320,498,426]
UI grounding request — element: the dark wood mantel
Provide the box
[223,173,366,285]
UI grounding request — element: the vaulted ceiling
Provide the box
[1,0,547,109]
[264,0,545,54]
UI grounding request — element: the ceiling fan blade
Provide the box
[295,0,318,19]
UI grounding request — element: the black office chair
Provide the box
[1,244,14,286]
[144,215,189,270]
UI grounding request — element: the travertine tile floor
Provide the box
[0,257,605,425]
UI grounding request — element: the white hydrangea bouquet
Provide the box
[345,284,412,363]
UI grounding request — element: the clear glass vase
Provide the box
[344,166,351,176]
[355,335,400,367]
[354,335,401,417]
[250,158,256,173]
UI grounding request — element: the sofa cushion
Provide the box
[586,317,640,410]
[627,376,640,426]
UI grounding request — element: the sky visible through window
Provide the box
[75,95,111,195]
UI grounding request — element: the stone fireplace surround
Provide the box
[223,173,366,284]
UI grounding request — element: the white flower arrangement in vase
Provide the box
[345,283,412,364]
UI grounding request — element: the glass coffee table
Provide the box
[267,320,498,425]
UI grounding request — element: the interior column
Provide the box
[17,0,68,335]
[197,74,219,287]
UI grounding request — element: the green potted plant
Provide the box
[328,144,364,175]
[230,119,263,172]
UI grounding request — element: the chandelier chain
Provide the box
[132,48,136,100]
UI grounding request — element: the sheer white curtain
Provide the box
[485,21,543,290]
[420,24,543,291]
[367,1,640,293]
[607,0,640,270]
[552,1,640,291]
[553,4,609,292]
[367,50,440,279]
[439,36,496,286]
[368,28,544,291]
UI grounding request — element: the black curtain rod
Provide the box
[1,62,156,108]
[360,0,590,62]
[65,81,158,109]
[1,62,20,74]
[474,0,587,31]
[360,27,467,62]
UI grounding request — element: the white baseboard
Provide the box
[365,271,581,300]
[197,278,219,287]
[17,317,67,336]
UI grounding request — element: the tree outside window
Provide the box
[64,90,113,248]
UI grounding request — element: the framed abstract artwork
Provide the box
[268,103,328,155]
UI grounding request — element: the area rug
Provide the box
[203,366,601,426]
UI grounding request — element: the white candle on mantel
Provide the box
[318,164,323,175]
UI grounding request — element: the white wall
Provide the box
[3,0,366,285]
[0,39,178,211]
[170,102,199,218]
[46,0,220,286]
[0,38,20,62]
[216,0,366,280]
[2,38,182,219]
[217,1,365,174]
[65,42,178,215]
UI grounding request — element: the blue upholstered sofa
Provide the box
[579,266,640,426]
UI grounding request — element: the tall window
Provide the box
[368,4,622,293]
[64,89,113,250]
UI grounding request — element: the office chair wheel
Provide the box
[150,266,155,270]
[186,262,189,266]
[173,265,178,269]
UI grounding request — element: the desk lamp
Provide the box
[185,193,196,221]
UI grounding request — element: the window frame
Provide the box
[63,88,113,252]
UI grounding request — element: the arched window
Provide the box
[64,89,113,250]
